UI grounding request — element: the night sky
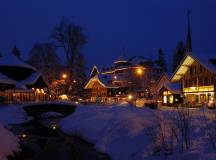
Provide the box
[0,0,216,71]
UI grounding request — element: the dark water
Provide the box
[9,118,110,160]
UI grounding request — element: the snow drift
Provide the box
[0,122,20,160]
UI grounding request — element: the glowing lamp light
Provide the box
[128,94,133,100]
[113,76,117,80]
[75,101,79,104]
[20,133,27,139]
[62,73,67,79]
[59,94,69,100]
[136,68,143,75]
[73,80,77,83]
[190,86,196,90]
[51,124,57,130]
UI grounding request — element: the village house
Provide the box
[156,73,183,106]
[171,52,216,106]
[84,56,162,103]
[0,53,48,103]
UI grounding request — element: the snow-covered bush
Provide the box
[0,122,20,160]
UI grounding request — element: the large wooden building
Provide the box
[171,52,216,105]
[85,56,162,103]
[0,53,48,103]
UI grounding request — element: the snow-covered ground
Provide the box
[0,104,28,160]
[60,105,216,160]
[0,105,29,125]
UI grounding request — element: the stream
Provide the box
[8,116,110,160]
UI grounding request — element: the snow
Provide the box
[0,122,20,160]
[0,73,16,85]
[60,105,216,160]
[0,53,36,70]
[17,72,42,86]
[0,105,29,125]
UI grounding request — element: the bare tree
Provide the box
[28,43,62,84]
[50,18,87,95]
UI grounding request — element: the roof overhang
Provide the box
[85,76,105,89]
[171,55,195,82]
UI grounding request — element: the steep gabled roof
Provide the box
[0,53,36,70]
[84,75,118,89]
[90,65,100,78]
[0,73,16,84]
[164,82,181,94]
[171,52,216,82]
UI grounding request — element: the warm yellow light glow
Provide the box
[184,85,214,93]
[51,124,57,130]
[59,94,69,100]
[136,68,143,75]
[62,73,67,79]
[21,133,27,139]
[163,91,171,96]
[172,55,195,82]
[36,88,41,93]
[163,96,167,103]
[40,89,45,94]
[128,94,133,100]
[190,86,196,90]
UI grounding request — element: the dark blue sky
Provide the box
[0,0,216,70]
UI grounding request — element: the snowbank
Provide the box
[60,105,155,159]
[0,105,28,125]
[60,105,216,160]
[0,122,20,160]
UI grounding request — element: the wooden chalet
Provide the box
[0,53,48,103]
[157,73,183,106]
[171,52,216,105]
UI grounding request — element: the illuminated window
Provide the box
[163,96,167,104]
[170,95,174,104]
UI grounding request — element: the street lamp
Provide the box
[136,68,144,75]
[62,73,67,79]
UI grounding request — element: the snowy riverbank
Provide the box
[60,105,216,160]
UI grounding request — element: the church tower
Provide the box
[185,10,192,52]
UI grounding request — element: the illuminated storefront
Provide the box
[171,53,216,105]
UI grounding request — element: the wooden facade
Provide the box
[171,53,216,105]
[182,60,215,104]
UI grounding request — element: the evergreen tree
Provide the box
[156,48,167,72]
[172,41,185,72]
[73,52,87,95]
[12,45,21,58]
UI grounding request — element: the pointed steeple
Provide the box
[185,10,192,52]
[90,65,99,78]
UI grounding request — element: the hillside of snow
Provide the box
[0,105,29,125]
[60,105,216,160]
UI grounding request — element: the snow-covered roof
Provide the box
[128,56,147,66]
[164,82,181,94]
[171,52,216,82]
[0,53,36,70]
[17,72,41,85]
[190,52,216,73]
[0,73,16,84]
[85,74,118,89]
